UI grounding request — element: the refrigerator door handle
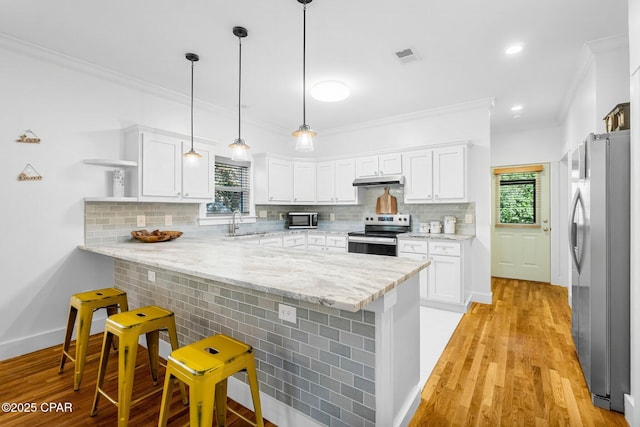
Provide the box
[569,189,585,273]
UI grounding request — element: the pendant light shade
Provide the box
[292,0,316,152]
[184,52,202,160]
[229,26,250,161]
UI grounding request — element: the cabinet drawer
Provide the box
[307,235,326,246]
[428,241,460,256]
[283,235,306,247]
[259,237,283,247]
[398,239,429,254]
[326,236,346,248]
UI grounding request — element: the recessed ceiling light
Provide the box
[511,105,523,112]
[505,44,524,55]
[512,114,521,119]
[311,80,350,102]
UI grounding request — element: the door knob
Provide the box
[543,227,550,232]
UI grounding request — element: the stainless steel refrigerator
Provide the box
[569,130,630,412]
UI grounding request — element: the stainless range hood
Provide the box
[352,175,405,187]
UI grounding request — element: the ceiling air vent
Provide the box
[395,48,418,63]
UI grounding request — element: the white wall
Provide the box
[315,100,494,304]
[0,37,285,359]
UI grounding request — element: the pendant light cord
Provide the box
[302,1,307,126]
[238,36,242,140]
[190,58,195,149]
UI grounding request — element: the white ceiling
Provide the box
[0,0,629,135]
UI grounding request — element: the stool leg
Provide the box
[245,356,265,427]
[215,379,228,427]
[90,330,114,417]
[157,369,175,427]
[165,320,188,404]
[117,330,140,427]
[73,305,94,391]
[145,330,160,385]
[190,376,216,427]
[59,305,77,374]
[106,304,120,352]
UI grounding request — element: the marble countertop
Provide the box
[79,236,429,312]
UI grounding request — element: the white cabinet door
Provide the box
[283,234,306,248]
[427,255,462,304]
[259,236,283,247]
[141,133,181,198]
[182,141,214,200]
[378,153,402,175]
[316,161,335,203]
[325,235,347,252]
[355,156,379,178]
[334,159,357,203]
[433,145,465,201]
[403,149,434,203]
[398,252,429,302]
[293,161,316,203]
[267,158,293,203]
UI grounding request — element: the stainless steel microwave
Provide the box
[287,212,318,229]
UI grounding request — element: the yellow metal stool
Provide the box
[90,305,187,427]
[158,334,264,427]
[59,287,128,391]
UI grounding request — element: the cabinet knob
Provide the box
[380,170,383,175]
[294,198,297,201]
[435,194,439,198]
[427,194,432,198]
[269,196,273,200]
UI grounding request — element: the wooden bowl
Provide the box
[131,229,182,243]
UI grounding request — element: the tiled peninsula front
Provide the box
[80,238,427,427]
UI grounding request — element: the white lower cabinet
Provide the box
[259,236,283,247]
[306,234,347,252]
[325,235,347,252]
[283,234,307,249]
[399,238,470,312]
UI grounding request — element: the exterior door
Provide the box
[491,163,551,282]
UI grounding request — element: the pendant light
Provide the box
[183,52,202,160]
[292,0,316,152]
[229,26,250,161]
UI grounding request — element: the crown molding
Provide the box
[0,33,284,136]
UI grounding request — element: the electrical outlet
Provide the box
[137,215,146,227]
[165,215,172,226]
[148,270,156,283]
[279,213,285,221]
[465,214,473,224]
[259,210,268,218]
[278,303,297,324]
[330,213,335,221]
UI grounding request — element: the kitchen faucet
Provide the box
[231,210,242,235]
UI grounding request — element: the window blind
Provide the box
[494,168,542,225]
[207,156,250,215]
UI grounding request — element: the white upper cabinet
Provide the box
[124,126,215,202]
[402,149,434,203]
[254,154,293,204]
[182,141,214,200]
[293,161,316,203]
[403,143,467,203]
[433,145,466,201]
[316,159,358,204]
[355,153,402,178]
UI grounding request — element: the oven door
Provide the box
[348,236,397,256]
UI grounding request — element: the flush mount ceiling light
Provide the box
[505,44,524,55]
[292,0,316,152]
[229,26,250,161]
[310,80,350,102]
[183,52,202,160]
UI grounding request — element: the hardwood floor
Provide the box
[0,334,276,426]
[409,277,629,426]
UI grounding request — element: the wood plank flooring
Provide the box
[409,277,629,426]
[0,334,276,426]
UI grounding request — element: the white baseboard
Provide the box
[471,291,493,305]
[0,314,108,361]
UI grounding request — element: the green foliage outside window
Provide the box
[499,172,536,224]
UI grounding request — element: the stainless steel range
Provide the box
[347,214,411,256]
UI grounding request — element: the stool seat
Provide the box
[90,305,186,427]
[59,287,128,391]
[158,334,264,427]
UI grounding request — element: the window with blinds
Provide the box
[494,165,543,226]
[206,156,250,215]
